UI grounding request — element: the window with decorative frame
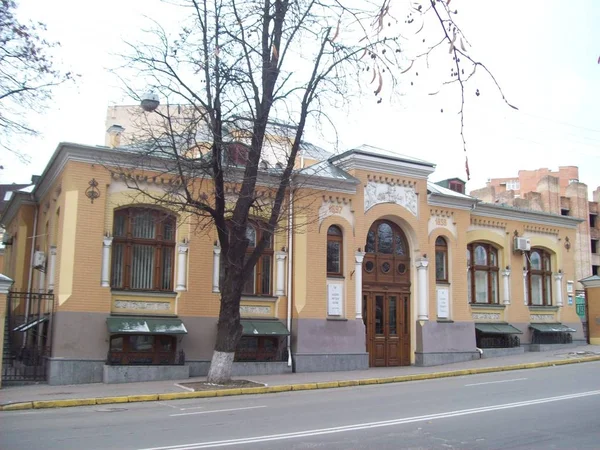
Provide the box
[326,225,343,276]
[435,236,448,283]
[108,334,179,365]
[242,222,273,296]
[527,248,552,306]
[111,207,176,291]
[467,243,499,304]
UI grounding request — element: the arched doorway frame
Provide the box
[361,209,419,367]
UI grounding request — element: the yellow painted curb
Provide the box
[376,377,395,384]
[216,388,243,397]
[1,402,33,411]
[96,396,129,405]
[338,380,359,387]
[358,378,379,386]
[188,390,217,398]
[265,385,293,393]
[33,398,96,409]
[291,383,318,391]
[127,394,158,403]
[240,386,270,395]
[317,381,339,389]
[158,392,195,401]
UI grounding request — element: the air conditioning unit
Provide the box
[33,251,46,269]
[513,237,531,252]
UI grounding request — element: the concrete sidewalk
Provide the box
[2,344,600,410]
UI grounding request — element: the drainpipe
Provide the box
[286,187,294,368]
[24,203,39,348]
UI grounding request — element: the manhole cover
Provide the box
[96,407,128,412]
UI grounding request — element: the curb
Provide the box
[2,355,599,412]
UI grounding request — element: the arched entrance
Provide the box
[363,220,411,367]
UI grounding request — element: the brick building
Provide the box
[0,139,585,385]
[470,168,600,292]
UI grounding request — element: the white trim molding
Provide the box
[176,242,189,292]
[101,237,113,288]
[502,269,511,305]
[354,251,366,319]
[275,251,287,296]
[554,272,563,307]
[415,258,430,321]
[212,245,221,293]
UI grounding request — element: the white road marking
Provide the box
[465,377,528,387]
[142,390,600,449]
[169,405,266,417]
[178,406,206,411]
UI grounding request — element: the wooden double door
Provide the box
[364,291,411,367]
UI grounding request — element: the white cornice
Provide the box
[330,151,436,179]
[428,193,478,211]
[579,275,600,288]
[473,203,582,228]
[0,191,36,227]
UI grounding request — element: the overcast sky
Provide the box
[2,0,599,198]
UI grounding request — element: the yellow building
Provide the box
[0,142,584,385]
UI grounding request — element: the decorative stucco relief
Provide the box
[114,300,171,311]
[318,196,354,227]
[364,180,417,216]
[472,312,501,320]
[428,209,457,237]
[530,314,555,322]
[240,305,271,315]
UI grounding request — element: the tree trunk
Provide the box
[207,263,244,384]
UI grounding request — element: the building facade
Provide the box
[0,143,585,385]
[471,168,600,292]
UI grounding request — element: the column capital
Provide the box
[213,245,221,255]
[554,272,563,281]
[50,245,57,255]
[275,251,287,261]
[415,258,429,269]
[502,269,511,277]
[355,251,366,264]
[522,268,528,277]
[0,274,14,294]
[103,236,113,247]
[178,242,189,254]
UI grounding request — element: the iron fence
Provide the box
[2,291,54,384]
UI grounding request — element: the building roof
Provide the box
[427,182,473,200]
[0,183,34,213]
[329,144,435,167]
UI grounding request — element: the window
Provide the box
[435,237,448,283]
[506,180,520,191]
[591,214,598,228]
[448,180,464,194]
[111,207,176,291]
[327,225,343,276]
[235,336,284,362]
[467,243,499,304]
[242,222,273,296]
[108,335,177,365]
[527,249,552,306]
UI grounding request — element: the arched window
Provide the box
[111,207,176,291]
[327,225,343,276]
[467,243,499,304]
[242,222,273,295]
[365,221,407,255]
[435,236,448,283]
[527,248,552,306]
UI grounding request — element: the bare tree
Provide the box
[0,0,73,161]
[112,0,514,383]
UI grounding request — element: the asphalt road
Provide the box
[2,361,600,450]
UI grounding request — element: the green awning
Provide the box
[106,317,187,334]
[241,319,289,336]
[475,323,523,335]
[529,323,576,333]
